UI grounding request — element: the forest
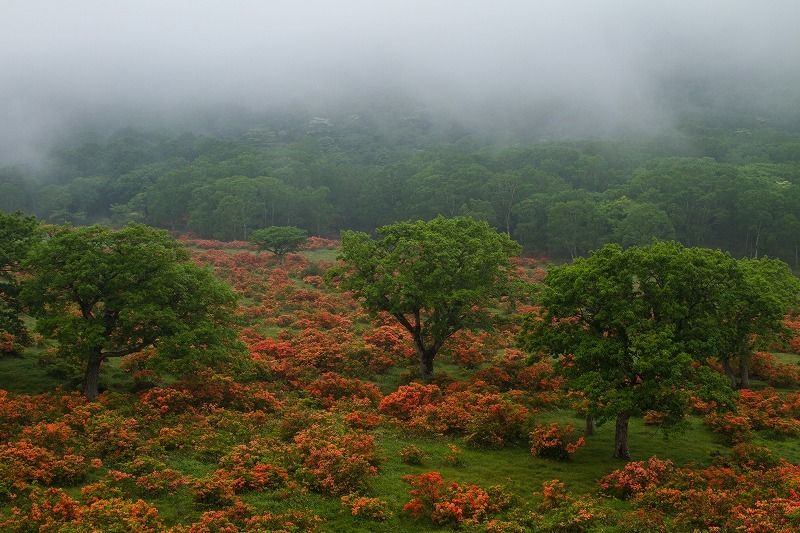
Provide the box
[2,78,800,264]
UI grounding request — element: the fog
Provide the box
[2,0,800,164]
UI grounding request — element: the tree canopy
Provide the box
[327,217,521,381]
[0,211,40,352]
[249,226,308,263]
[21,223,245,400]
[518,241,798,458]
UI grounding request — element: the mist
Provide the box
[3,0,800,165]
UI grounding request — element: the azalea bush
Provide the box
[399,444,429,465]
[402,471,512,526]
[340,494,392,521]
[529,423,586,460]
[598,456,676,499]
[292,425,383,495]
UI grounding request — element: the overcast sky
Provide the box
[2,0,799,163]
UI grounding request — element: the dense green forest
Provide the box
[3,84,800,264]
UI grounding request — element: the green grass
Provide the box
[0,346,137,396]
[300,248,340,263]
[0,348,74,394]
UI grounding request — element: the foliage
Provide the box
[529,423,586,460]
[292,424,383,495]
[328,217,521,380]
[249,225,307,263]
[402,471,512,526]
[398,444,429,465]
[0,211,40,353]
[340,494,392,521]
[20,223,245,400]
[518,240,797,457]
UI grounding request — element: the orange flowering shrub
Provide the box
[529,423,585,460]
[304,372,383,409]
[703,411,753,444]
[443,443,464,467]
[168,501,324,533]
[441,331,495,369]
[0,487,164,533]
[215,439,290,493]
[463,393,530,447]
[340,494,392,521]
[0,440,97,485]
[598,457,676,499]
[539,479,568,509]
[402,471,511,526]
[610,446,800,531]
[378,383,443,420]
[399,444,429,465]
[292,425,383,495]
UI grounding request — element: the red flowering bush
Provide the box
[704,410,753,443]
[598,456,676,499]
[402,472,512,526]
[378,383,443,420]
[304,372,383,409]
[292,425,383,495]
[529,423,585,460]
[0,440,97,485]
[0,487,164,533]
[399,444,429,465]
[443,443,464,467]
[340,494,392,521]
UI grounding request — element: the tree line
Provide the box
[2,100,800,263]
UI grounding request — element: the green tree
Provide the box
[249,226,308,263]
[711,257,800,389]
[518,242,745,458]
[328,217,521,381]
[0,211,40,352]
[21,223,245,400]
[546,194,606,260]
[602,198,675,248]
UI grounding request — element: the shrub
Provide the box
[399,444,429,465]
[402,472,511,526]
[598,457,676,499]
[529,423,585,460]
[378,383,442,420]
[703,411,752,444]
[304,372,383,409]
[340,494,392,521]
[443,443,464,467]
[293,425,383,495]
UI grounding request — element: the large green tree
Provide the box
[517,241,792,458]
[328,217,521,381]
[21,223,245,400]
[0,211,40,352]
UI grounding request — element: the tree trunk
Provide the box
[739,352,750,390]
[585,415,595,436]
[614,412,631,459]
[720,358,738,389]
[84,356,103,401]
[419,349,435,383]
